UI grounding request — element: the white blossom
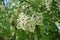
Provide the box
[44,0,52,10]
[17,12,43,32]
[55,22,60,29]
[11,3,15,6]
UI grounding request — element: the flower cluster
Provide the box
[17,12,43,32]
[44,0,52,10]
[57,0,60,11]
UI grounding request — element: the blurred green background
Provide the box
[0,0,60,40]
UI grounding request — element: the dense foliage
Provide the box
[0,0,60,40]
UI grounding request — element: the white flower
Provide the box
[11,3,15,6]
[17,12,43,32]
[44,0,52,10]
[55,22,60,29]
